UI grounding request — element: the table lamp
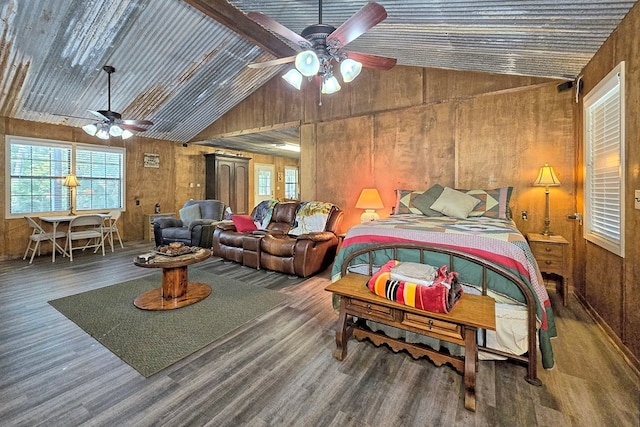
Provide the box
[63,174,80,215]
[356,188,384,222]
[533,163,561,236]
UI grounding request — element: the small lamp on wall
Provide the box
[533,163,561,236]
[63,174,80,215]
[356,188,384,223]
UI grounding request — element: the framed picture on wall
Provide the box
[144,153,160,168]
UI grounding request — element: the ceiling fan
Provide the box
[82,65,153,140]
[247,1,396,95]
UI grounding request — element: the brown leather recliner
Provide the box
[211,201,343,277]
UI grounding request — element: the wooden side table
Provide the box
[527,233,571,306]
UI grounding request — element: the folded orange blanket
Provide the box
[367,260,463,313]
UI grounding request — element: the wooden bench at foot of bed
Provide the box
[325,273,496,412]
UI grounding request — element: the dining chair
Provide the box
[23,217,67,264]
[104,211,124,252]
[66,214,105,261]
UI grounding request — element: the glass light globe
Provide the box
[295,50,320,77]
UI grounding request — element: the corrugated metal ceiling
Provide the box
[1,0,636,156]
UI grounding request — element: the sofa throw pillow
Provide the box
[179,203,202,228]
[392,189,426,215]
[429,187,481,218]
[411,184,445,217]
[231,214,258,232]
[455,187,514,219]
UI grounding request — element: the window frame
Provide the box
[582,61,625,257]
[5,135,126,219]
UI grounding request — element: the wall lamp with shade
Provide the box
[533,163,561,236]
[356,188,384,223]
[63,174,80,215]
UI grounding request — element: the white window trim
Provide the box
[582,61,625,257]
[5,135,126,219]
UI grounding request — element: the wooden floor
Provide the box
[0,242,638,426]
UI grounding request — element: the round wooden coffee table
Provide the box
[133,248,212,310]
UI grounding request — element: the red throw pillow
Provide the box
[231,214,257,232]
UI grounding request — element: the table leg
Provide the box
[162,266,188,299]
[334,298,352,361]
[463,326,477,412]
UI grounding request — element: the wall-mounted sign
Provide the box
[143,153,160,168]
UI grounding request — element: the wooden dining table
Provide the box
[39,213,111,262]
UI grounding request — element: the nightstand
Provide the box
[526,233,571,306]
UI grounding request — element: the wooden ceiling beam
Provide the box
[183,0,296,58]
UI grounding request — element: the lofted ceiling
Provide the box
[1,0,636,158]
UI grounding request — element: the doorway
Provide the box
[254,163,275,205]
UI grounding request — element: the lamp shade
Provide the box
[356,188,384,210]
[340,58,362,83]
[82,123,98,136]
[295,50,320,76]
[321,75,341,94]
[533,163,561,187]
[63,174,80,187]
[282,69,303,90]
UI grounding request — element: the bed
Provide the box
[330,186,557,385]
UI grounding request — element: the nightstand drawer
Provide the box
[537,258,564,272]
[529,242,564,258]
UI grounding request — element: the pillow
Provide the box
[392,189,426,215]
[429,187,481,218]
[411,184,445,217]
[231,214,258,232]
[456,187,513,219]
[179,203,202,228]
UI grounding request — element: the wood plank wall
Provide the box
[574,1,640,371]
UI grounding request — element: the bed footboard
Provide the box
[337,243,543,386]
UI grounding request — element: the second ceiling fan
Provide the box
[248,1,396,94]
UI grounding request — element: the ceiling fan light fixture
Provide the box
[340,58,362,83]
[295,50,320,76]
[82,123,98,136]
[121,129,133,139]
[109,124,123,137]
[282,69,303,90]
[321,75,341,94]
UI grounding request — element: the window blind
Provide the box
[584,62,625,256]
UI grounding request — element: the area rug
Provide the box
[48,270,286,377]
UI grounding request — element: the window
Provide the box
[258,169,272,197]
[6,136,126,218]
[284,167,299,200]
[583,61,625,257]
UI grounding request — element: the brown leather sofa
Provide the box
[211,201,343,277]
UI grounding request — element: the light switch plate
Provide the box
[635,190,640,209]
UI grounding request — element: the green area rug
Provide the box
[48,270,286,377]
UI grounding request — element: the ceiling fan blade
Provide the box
[248,56,296,69]
[326,2,387,49]
[343,51,397,70]
[121,119,154,126]
[247,12,311,49]
[120,124,150,132]
[88,110,109,121]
